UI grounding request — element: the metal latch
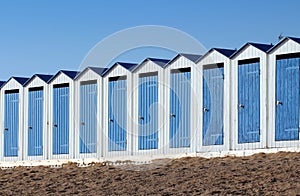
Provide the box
[203,107,209,112]
[238,104,245,109]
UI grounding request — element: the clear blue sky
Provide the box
[1,0,300,81]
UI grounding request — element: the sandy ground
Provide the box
[0,152,300,195]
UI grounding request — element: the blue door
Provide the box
[238,61,260,143]
[275,57,300,141]
[202,66,224,146]
[80,82,98,153]
[28,88,43,156]
[53,84,69,154]
[4,90,19,157]
[108,77,127,151]
[138,74,158,150]
[169,68,191,148]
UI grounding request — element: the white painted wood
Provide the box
[164,55,200,155]
[74,68,104,159]
[102,64,133,158]
[0,78,27,162]
[196,49,231,152]
[268,39,300,148]
[231,45,268,150]
[131,60,165,156]
[23,76,49,161]
[48,72,76,160]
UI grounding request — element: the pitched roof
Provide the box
[60,70,79,79]
[230,42,273,59]
[164,53,202,68]
[117,62,138,71]
[74,67,107,79]
[267,36,300,53]
[131,58,170,72]
[0,81,5,88]
[102,62,138,77]
[180,53,202,63]
[288,37,300,44]
[13,77,30,86]
[147,58,170,67]
[48,70,79,83]
[249,42,273,52]
[24,74,53,86]
[213,48,237,58]
[196,48,236,63]
[2,77,30,87]
[36,74,53,82]
[89,67,107,76]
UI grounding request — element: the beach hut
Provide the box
[196,48,236,152]
[102,62,137,159]
[131,58,169,156]
[0,77,29,162]
[231,43,272,150]
[23,74,52,161]
[48,70,78,160]
[267,37,300,148]
[164,53,202,155]
[74,67,106,159]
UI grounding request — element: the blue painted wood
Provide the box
[53,86,69,154]
[138,74,158,150]
[80,82,97,153]
[4,91,19,157]
[275,58,300,141]
[238,62,260,143]
[108,78,127,151]
[169,70,191,148]
[202,67,224,146]
[28,89,43,156]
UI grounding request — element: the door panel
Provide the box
[275,58,300,141]
[169,70,191,148]
[53,85,69,154]
[28,88,43,156]
[203,67,224,146]
[108,78,127,151]
[4,91,19,157]
[238,62,260,143]
[138,74,158,150]
[80,82,97,153]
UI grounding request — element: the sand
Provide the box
[0,152,300,195]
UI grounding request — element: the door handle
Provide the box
[203,107,209,112]
[28,126,33,130]
[139,116,144,120]
[109,118,114,122]
[4,128,8,131]
[53,124,58,128]
[276,100,283,105]
[238,104,245,109]
[170,113,176,118]
[80,122,85,126]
